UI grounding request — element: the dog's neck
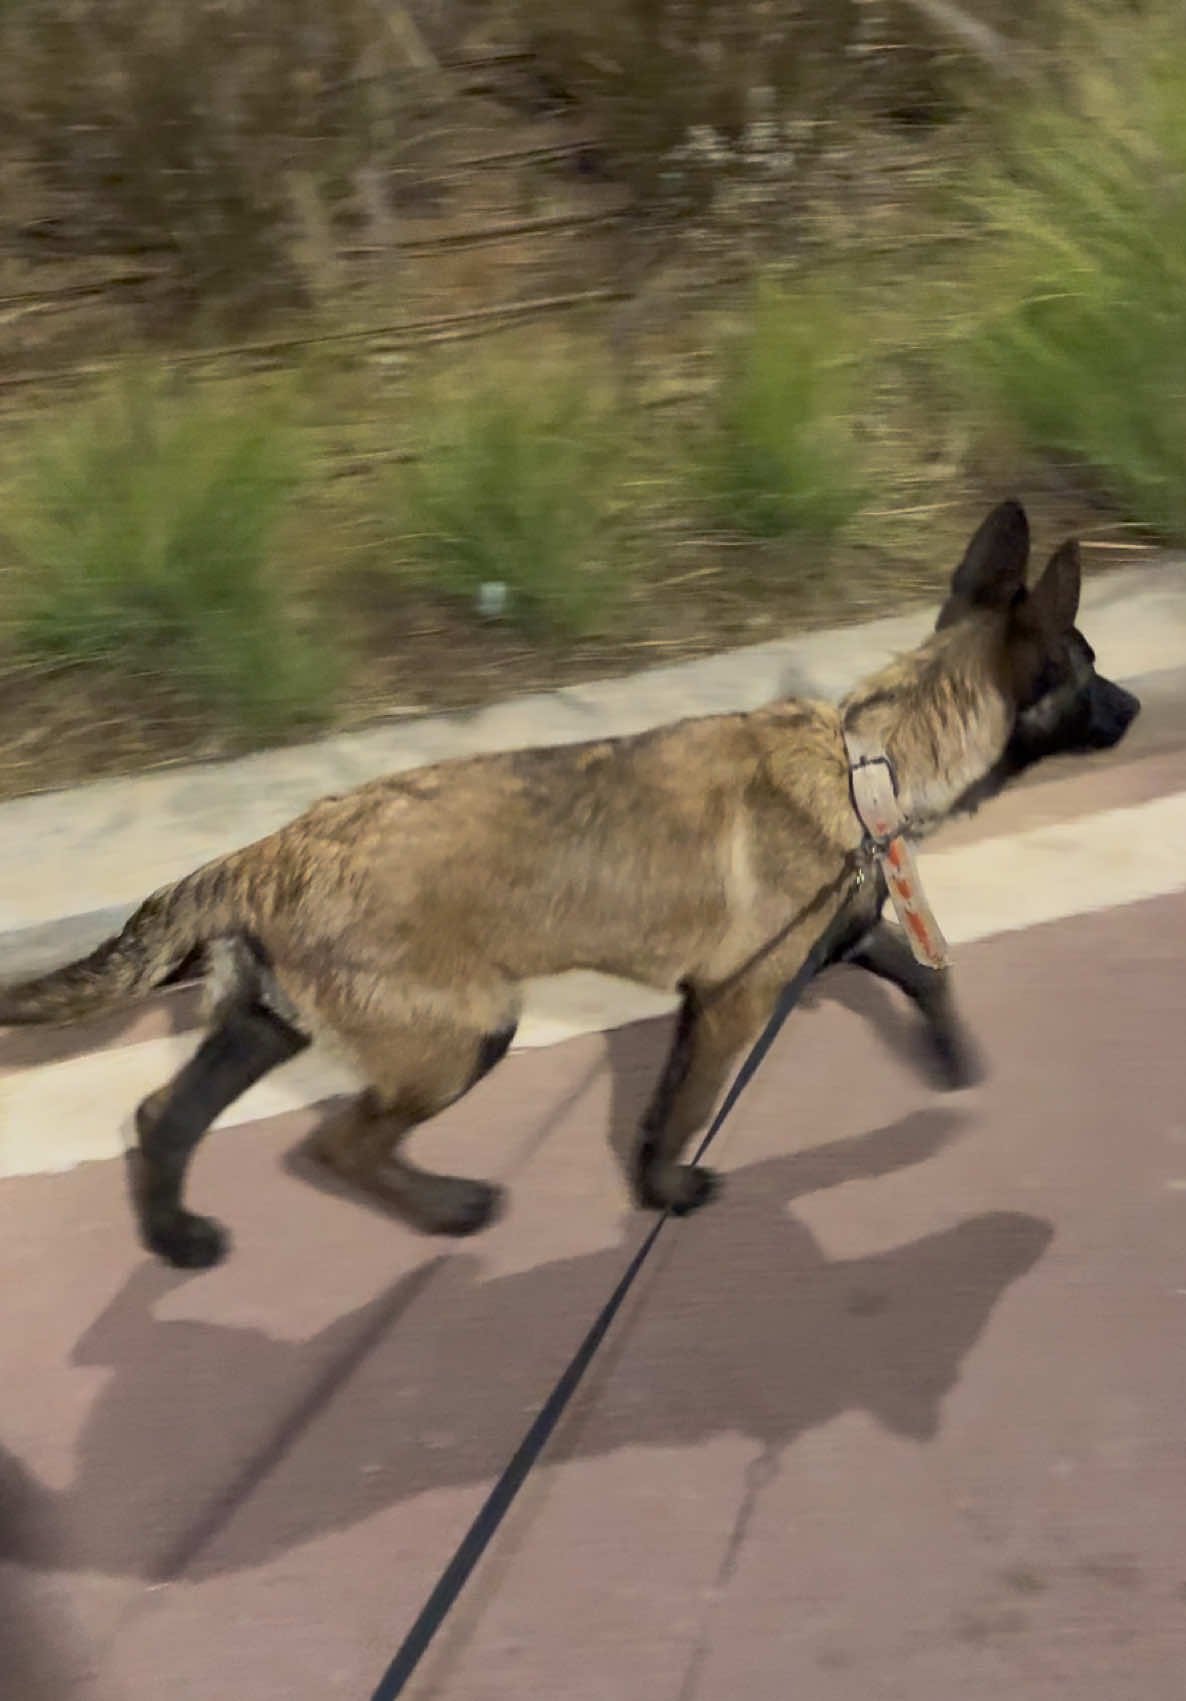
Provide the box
[839,619,1014,841]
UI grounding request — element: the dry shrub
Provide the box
[1,0,404,320]
[514,0,1064,210]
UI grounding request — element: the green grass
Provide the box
[395,353,633,638]
[701,280,870,542]
[7,4,1186,782]
[955,11,1186,537]
[2,371,338,733]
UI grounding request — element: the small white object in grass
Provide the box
[477,581,509,618]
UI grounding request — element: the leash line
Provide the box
[368,919,844,1701]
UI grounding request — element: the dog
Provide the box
[0,500,1139,1268]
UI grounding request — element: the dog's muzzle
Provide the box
[1087,678,1140,749]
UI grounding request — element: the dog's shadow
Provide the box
[0,972,1045,1586]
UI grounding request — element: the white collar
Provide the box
[842,728,950,971]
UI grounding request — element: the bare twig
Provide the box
[896,0,1041,86]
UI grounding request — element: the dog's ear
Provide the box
[936,500,1030,628]
[1020,538,1082,636]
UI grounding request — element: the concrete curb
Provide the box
[1,558,1183,978]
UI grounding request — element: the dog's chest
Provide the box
[824,862,888,965]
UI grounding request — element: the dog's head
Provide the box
[936,499,1140,775]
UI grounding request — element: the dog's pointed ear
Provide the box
[1022,538,1082,635]
[936,500,1030,628]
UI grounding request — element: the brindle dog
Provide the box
[0,501,1139,1267]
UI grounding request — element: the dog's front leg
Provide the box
[631,979,769,1216]
[845,920,985,1089]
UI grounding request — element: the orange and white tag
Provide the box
[875,833,950,970]
[843,732,950,971]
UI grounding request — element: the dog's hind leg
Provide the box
[130,996,310,1269]
[631,979,769,1217]
[306,1004,518,1237]
[845,920,985,1089]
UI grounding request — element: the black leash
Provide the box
[368,923,843,1701]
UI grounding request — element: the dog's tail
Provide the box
[0,853,253,1027]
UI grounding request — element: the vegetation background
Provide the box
[0,0,1179,796]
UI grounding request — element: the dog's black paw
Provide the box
[667,1163,720,1216]
[633,1149,721,1216]
[143,1209,231,1270]
[929,1023,988,1091]
[417,1177,506,1238]
[126,1147,231,1269]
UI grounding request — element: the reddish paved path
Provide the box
[2,800,1186,1697]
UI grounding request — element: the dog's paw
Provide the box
[633,1155,721,1216]
[143,1209,231,1270]
[126,1147,231,1269]
[929,1023,988,1091]
[668,1163,720,1216]
[416,1177,506,1238]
